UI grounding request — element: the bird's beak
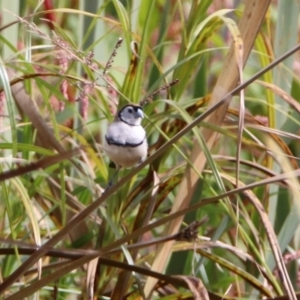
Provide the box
[136,108,144,119]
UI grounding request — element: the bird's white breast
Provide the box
[104,121,147,168]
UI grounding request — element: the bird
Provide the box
[104,104,148,184]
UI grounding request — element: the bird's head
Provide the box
[118,105,144,126]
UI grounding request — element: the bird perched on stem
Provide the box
[104,104,148,185]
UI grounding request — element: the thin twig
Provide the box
[140,79,179,106]
[103,38,123,76]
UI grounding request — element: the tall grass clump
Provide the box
[1,0,300,299]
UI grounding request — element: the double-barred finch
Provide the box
[104,105,148,172]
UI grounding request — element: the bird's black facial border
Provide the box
[118,105,143,126]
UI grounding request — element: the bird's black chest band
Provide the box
[105,136,145,148]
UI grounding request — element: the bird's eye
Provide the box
[128,108,133,113]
